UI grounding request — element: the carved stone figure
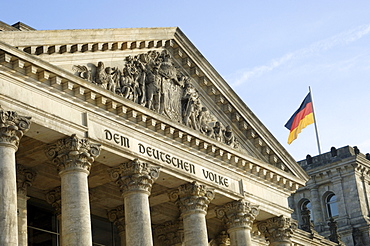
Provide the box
[182,83,201,130]
[72,50,241,150]
[213,121,224,142]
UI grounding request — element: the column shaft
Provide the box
[125,192,153,246]
[229,228,252,246]
[60,170,91,246]
[17,194,28,246]
[0,147,18,246]
[310,187,325,232]
[183,211,208,246]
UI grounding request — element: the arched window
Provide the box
[326,193,339,218]
[301,200,314,222]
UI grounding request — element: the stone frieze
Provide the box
[73,50,240,149]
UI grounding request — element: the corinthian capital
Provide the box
[169,181,215,215]
[153,220,184,246]
[45,134,101,174]
[109,158,160,195]
[216,199,259,230]
[16,164,36,195]
[258,215,297,244]
[0,106,31,149]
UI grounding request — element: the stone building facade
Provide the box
[0,21,336,245]
[290,146,370,246]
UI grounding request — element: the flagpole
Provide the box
[309,86,322,155]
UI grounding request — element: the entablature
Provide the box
[0,40,305,193]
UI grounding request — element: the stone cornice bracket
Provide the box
[109,158,160,196]
[0,105,31,150]
[107,205,125,234]
[169,181,215,215]
[216,199,259,230]
[16,164,36,195]
[257,215,297,244]
[45,186,62,218]
[45,134,101,175]
[153,220,184,246]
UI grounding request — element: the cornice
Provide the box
[0,28,306,181]
[0,40,306,192]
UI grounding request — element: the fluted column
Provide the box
[258,216,297,246]
[0,106,31,246]
[308,185,325,232]
[169,181,215,246]
[110,159,160,246]
[107,205,126,246]
[216,199,259,246]
[45,134,101,246]
[16,164,36,246]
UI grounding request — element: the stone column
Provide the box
[258,216,297,246]
[169,181,215,246]
[16,164,36,246]
[153,220,184,246]
[308,186,325,232]
[45,134,101,246]
[216,199,259,246]
[107,205,126,246]
[109,159,160,246]
[0,106,31,246]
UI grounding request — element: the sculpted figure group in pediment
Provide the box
[73,50,239,149]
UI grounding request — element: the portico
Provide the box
[0,21,337,246]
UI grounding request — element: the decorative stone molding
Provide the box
[16,164,36,196]
[45,186,61,218]
[169,181,215,214]
[45,134,101,174]
[109,158,160,195]
[0,105,31,149]
[216,199,259,230]
[107,205,125,233]
[153,220,184,246]
[258,215,297,244]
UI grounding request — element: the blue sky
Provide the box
[2,1,370,160]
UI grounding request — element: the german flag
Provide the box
[285,93,314,144]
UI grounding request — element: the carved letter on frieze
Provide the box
[216,199,259,230]
[109,158,160,195]
[0,105,31,149]
[45,134,101,174]
[169,181,215,214]
[73,51,241,149]
[258,215,297,245]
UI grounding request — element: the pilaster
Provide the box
[153,220,184,246]
[16,164,36,246]
[169,181,214,246]
[46,134,100,246]
[0,106,31,246]
[107,205,126,246]
[258,215,297,246]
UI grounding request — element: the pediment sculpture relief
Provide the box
[73,50,240,149]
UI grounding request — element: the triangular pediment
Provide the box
[0,27,308,184]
